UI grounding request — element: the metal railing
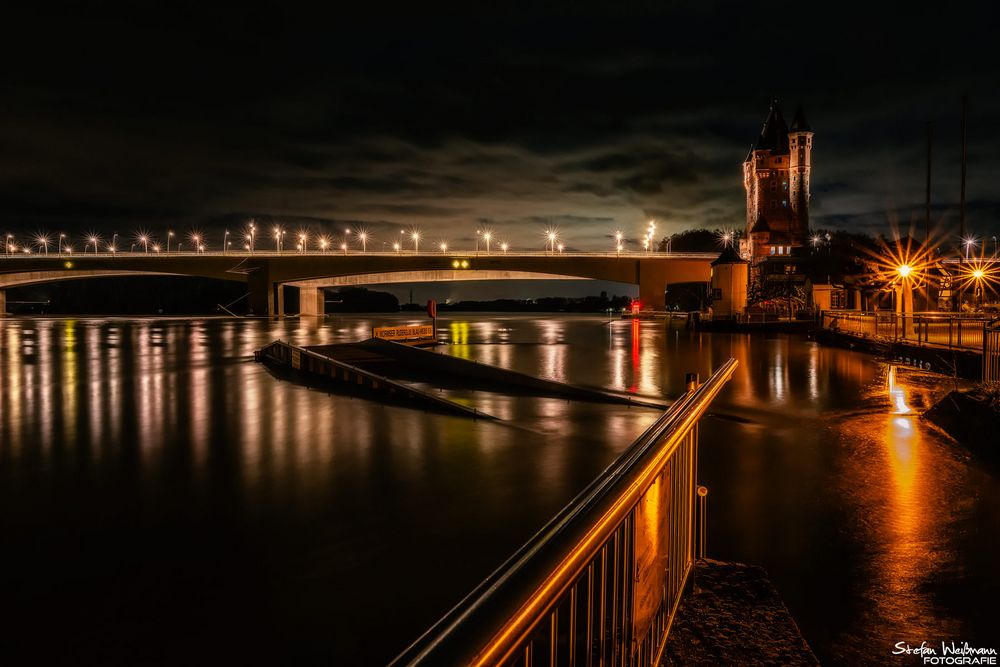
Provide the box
[0,250,719,260]
[821,310,994,351]
[985,325,1000,382]
[390,359,738,667]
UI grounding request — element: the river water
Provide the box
[0,314,997,664]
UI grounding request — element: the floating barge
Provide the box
[255,337,662,419]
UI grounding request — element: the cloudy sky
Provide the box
[2,3,998,257]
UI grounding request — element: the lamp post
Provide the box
[111,233,118,256]
[248,222,255,254]
[483,231,491,255]
[6,234,12,257]
[547,231,557,255]
[223,230,230,255]
[615,231,623,256]
[439,241,448,254]
[139,235,149,253]
[167,230,174,253]
[412,231,420,253]
[500,241,508,255]
[59,233,65,254]
[358,232,368,253]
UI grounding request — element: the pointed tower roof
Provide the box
[789,104,812,133]
[711,245,747,265]
[751,214,772,233]
[754,101,789,154]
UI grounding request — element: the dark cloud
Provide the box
[1,3,998,250]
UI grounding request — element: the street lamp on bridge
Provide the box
[358,231,368,253]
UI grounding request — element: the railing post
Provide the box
[697,486,709,560]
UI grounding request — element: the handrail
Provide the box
[390,358,738,666]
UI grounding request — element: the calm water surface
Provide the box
[0,315,997,664]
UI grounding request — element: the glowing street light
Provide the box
[223,230,230,254]
[87,235,99,254]
[393,241,401,254]
[191,234,202,253]
[36,233,50,254]
[274,226,283,252]
[897,264,913,279]
[138,234,150,253]
[482,231,492,255]
[247,220,256,254]
[614,230,623,255]
[546,230,558,254]
[152,244,160,253]
[963,236,978,260]
[341,242,348,255]
[319,237,329,252]
[58,233,66,254]
[167,230,174,253]
[111,233,118,256]
[411,230,421,253]
[500,241,508,254]
[357,231,368,253]
[298,232,308,253]
[439,241,448,253]
[557,243,565,254]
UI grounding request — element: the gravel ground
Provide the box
[663,559,819,666]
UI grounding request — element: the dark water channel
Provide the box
[0,315,996,664]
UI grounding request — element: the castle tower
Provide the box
[742,101,812,263]
[787,105,813,232]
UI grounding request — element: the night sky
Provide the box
[3,3,998,259]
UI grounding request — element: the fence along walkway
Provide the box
[985,326,1000,382]
[821,310,994,351]
[390,358,738,667]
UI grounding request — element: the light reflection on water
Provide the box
[0,315,997,665]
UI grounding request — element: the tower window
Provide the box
[770,246,776,255]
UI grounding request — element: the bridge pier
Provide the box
[247,264,286,318]
[0,288,5,315]
[637,261,668,310]
[298,286,325,317]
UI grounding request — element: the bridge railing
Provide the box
[390,358,738,667]
[821,310,994,351]
[0,250,718,260]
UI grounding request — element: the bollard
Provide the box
[697,486,709,560]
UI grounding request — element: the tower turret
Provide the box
[787,105,813,232]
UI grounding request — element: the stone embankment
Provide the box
[663,559,818,666]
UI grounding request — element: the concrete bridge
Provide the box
[0,251,718,315]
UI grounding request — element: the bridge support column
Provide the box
[0,289,5,315]
[637,261,668,311]
[273,283,285,318]
[298,286,324,317]
[248,268,276,317]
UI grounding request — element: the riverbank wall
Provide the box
[812,328,983,379]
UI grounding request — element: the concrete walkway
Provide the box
[663,559,818,666]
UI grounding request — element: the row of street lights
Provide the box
[5,220,680,256]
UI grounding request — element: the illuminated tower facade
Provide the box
[741,101,812,263]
